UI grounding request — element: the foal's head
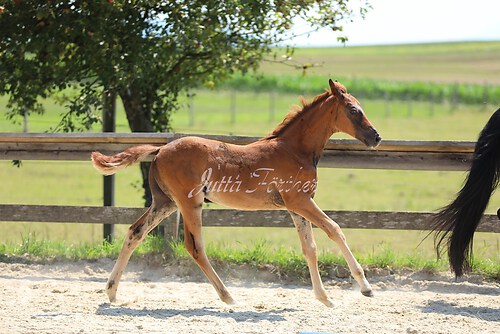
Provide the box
[328,79,381,148]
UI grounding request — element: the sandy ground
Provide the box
[0,259,498,334]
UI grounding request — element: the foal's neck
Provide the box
[276,97,338,162]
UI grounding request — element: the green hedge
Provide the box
[220,74,499,105]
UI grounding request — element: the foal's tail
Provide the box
[91,145,161,175]
[430,108,500,277]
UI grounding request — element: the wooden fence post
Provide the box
[384,91,390,117]
[230,90,236,124]
[102,89,116,243]
[23,110,29,133]
[429,91,435,116]
[188,93,195,126]
[483,81,489,109]
[451,82,459,111]
[269,91,276,122]
[407,95,413,117]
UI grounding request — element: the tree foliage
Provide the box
[0,0,369,132]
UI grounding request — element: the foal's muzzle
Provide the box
[362,127,382,148]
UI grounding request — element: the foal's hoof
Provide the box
[319,298,335,308]
[106,290,117,303]
[222,296,236,305]
[361,289,374,297]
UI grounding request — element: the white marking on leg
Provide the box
[290,212,334,307]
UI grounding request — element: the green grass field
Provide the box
[259,41,500,84]
[0,42,499,268]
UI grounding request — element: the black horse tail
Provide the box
[430,108,500,277]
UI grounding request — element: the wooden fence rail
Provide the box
[0,132,475,170]
[0,205,498,233]
[0,132,497,234]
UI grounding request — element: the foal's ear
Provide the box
[329,79,344,99]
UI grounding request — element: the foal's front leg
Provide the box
[290,212,334,307]
[289,198,373,297]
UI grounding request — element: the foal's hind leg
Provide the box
[106,168,176,303]
[106,203,176,302]
[290,212,334,307]
[180,204,235,305]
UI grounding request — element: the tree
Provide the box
[0,0,369,204]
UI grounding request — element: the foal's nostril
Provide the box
[371,127,381,143]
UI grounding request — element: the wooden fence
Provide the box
[0,133,498,235]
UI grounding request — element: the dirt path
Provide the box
[0,259,498,334]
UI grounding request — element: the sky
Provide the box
[290,0,500,47]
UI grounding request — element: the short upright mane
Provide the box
[265,91,331,139]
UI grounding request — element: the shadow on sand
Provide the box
[96,303,295,323]
[419,300,500,323]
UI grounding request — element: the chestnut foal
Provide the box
[92,79,381,306]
